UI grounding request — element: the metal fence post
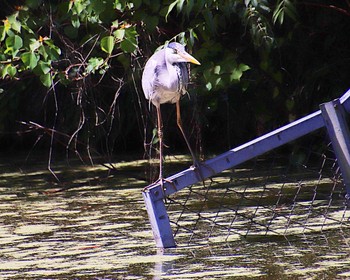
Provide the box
[142,185,176,248]
[320,99,350,195]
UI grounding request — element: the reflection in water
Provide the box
[153,249,170,280]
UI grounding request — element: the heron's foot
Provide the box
[153,177,178,195]
[190,160,215,183]
[143,177,177,195]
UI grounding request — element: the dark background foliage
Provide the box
[0,0,349,163]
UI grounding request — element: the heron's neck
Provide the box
[165,58,177,76]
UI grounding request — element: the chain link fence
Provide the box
[165,131,350,246]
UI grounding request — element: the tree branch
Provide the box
[301,2,350,17]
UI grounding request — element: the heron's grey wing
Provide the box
[141,50,165,101]
[141,59,156,101]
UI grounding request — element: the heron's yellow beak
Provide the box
[181,52,201,65]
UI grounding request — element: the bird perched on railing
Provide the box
[142,42,201,183]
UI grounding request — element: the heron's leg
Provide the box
[176,101,215,184]
[156,104,164,180]
[152,105,178,194]
[176,100,197,166]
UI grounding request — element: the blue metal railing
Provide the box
[143,89,350,248]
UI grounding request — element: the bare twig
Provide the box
[47,74,60,182]
[301,2,350,17]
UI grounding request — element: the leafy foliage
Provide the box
[0,1,141,88]
[0,0,349,165]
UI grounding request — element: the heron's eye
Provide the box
[173,49,178,54]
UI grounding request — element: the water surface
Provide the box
[0,156,350,279]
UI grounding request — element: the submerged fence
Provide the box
[142,90,350,248]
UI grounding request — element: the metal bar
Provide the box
[320,99,350,195]
[142,89,350,248]
[339,88,350,113]
[144,89,350,198]
[142,187,176,248]
[144,109,325,198]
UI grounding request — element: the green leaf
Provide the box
[273,1,284,24]
[44,39,61,60]
[1,65,8,79]
[47,47,61,61]
[214,65,221,75]
[120,27,138,53]
[2,64,17,78]
[176,0,185,13]
[238,63,250,72]
[39,61,51,74]
[73,2,85,14]
[34,61,51,75]
[86,57,104,74]
[214,76,222,87]
[38,45,49,60]
[112,20,119,28]
[273,0,297,25]
[90,0,107,14]
[230,69,243,81]
[113,29,125,40]
[230,64,250,82]
[114,2,125,12]
[203,10,215,34]
[68,0,73,11]
[29,38,41,52]
[284,0,297,21]
[120,39,137,53]
[11,19,21,33]
[166,0,180,21]
[7,65,17,77]
[71,14,80,28]
[0,26,6,42]
[4,64,15,78]
[206,82,212,91]
[5,35,23,51]
[7,14,21,33]
[100,36,115,54]
[125,26,138,41]
[21,52,39,69]
[40,73,52,88]
[189,28,197,47]
[21,23,35,35]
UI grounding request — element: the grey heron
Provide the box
[142,42,201,182]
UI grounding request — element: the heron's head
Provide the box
[165,42,201,65]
